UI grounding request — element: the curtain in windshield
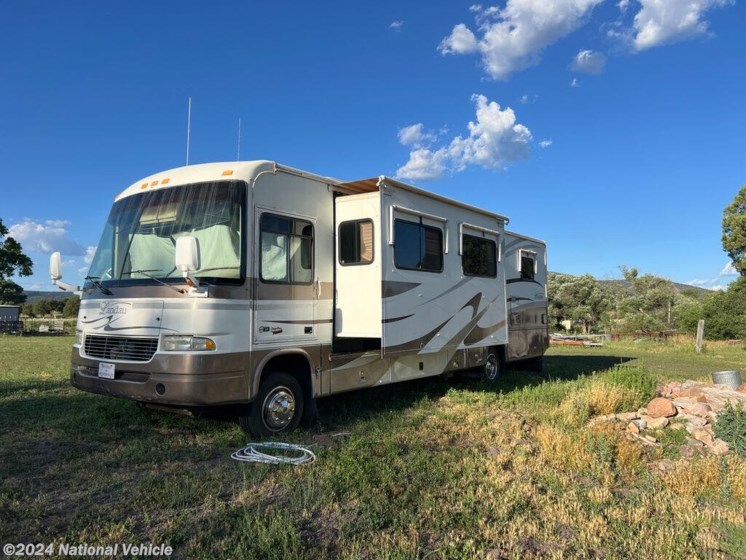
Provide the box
[86,181,244,285]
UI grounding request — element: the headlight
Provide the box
[75,330,83,345]
[162,335,216,351]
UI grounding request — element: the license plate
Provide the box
[98,362,115,379]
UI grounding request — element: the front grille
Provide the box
[84,335,158,362]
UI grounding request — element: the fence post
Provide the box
[695,320,705,353]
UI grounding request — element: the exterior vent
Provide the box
[84,335,158,362]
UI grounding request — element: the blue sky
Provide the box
[2,0,744,291]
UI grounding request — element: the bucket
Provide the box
[711,370,742,389]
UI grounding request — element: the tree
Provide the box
[548,272,609,333]
[63,297,80,318]
[722,185,746,275]
[0,218,33,304]
[616,266,676,333]
[701,277,746,339]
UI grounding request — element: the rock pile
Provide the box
[588,380,746,457]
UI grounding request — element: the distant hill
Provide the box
[549,272,712,298]
[24,290,75,303]
[598,278,711,296]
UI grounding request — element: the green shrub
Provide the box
[713,402,746,457]
[604,364,656,411]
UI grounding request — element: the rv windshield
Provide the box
[86,181,245,288]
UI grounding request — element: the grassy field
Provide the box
[1,336,745,559]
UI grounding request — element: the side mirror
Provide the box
[50,252,62,281]
[175,236,200,274]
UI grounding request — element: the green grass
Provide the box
[1,336,745,559]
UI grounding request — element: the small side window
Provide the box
[339,220,374,265]
[520,252,535,281]
[462,234,497,277]
[394,219,443,272]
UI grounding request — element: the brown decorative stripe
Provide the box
[382,314,414,324]
[382,280,421,298]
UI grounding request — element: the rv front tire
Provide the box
[239,372,304,438]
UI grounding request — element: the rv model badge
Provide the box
[99,302,131,316]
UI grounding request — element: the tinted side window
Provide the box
[394,219,443,272]
[339,220,374,265]
[520,253,535,280]
[462,234,497,277]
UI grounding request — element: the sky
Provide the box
[2,0,745,292]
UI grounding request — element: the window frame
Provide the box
[393,218,444,273]
[259,212,314,285]
[338,219,375,266]
[519,250,536,281]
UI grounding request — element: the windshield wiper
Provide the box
[85,276,113,295]
[122,270,186,294]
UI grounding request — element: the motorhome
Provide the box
[51,161,547,437]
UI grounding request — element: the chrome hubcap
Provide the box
[484,354,498,380]
[262,387,296,431]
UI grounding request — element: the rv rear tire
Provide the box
[481,350,503,382]
[239,373,304,438]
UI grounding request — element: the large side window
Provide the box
[520,251,536,280]
[339,220,374,265]
[260,213,313,284]
[462,234,497,277]
[394,219,443,272]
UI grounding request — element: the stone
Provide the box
[679,445,698,459]
[632,418,647,431]
[711,439,730,456]
[656,459,676,471]
[686,437,704,448]
[691,428,714,446]
[647,417,669,429]
[626,422,640,434]
[644,435,658,443]
[617,412,638,422]
[738,383,746,393]
[670,423,688,431]
[647,397,677,418]
[685,403,713,417]
[639,414,654,424]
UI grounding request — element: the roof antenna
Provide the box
[186,97,192,166]
[237,117,242,161]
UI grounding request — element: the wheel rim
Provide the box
[484,354,498,381]
[262,386,296,431]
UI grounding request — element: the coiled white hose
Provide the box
[231,442,316,465]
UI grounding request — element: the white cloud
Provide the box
[396,94,532,181]
[395,148,449,182]
[720,262,738,276]
[686,278,729,291]
[398,123,438,148]
[570,49,607,74]
[539,139,553,148]
[8,219,86,256]
[631,0,732,51]
[618,0,630,12]
[438,23,480,55]
[570,77,581,87]
[439,0,603,80]
[389,20,404,32]
[520,93,538,104]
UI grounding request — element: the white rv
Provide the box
[52,161,547,437]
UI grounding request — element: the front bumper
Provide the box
[70,346,250,406]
